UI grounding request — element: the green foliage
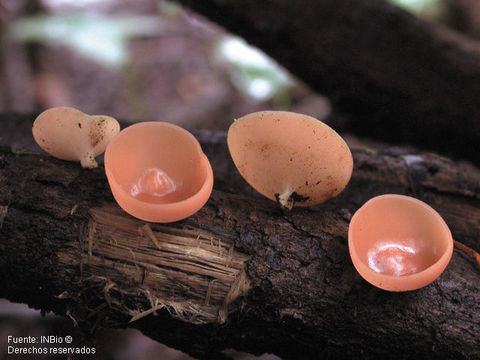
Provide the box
[389,0,447,21]
[217,37,293,105]
[8,14,164,66]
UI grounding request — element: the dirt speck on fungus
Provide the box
[274,191,310,208]
[90,131,104,147]
[290,192,309,203]
[89,119,107,147]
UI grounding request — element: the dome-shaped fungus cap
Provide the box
[32,107,120,168]
[227,111,353,208]
[104,122,213,223]
[348,194,453,291]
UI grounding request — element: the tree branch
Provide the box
[1,114,479,359]
[176,0,480,164]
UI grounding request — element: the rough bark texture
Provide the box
[1,113,480,359]
[176,0,480,165]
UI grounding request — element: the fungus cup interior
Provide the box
[105,122,213,223]
[348,194,453,291]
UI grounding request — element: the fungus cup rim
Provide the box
[348,194,453,291]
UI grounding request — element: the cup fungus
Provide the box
[348,194,453,291]
[227,111,353,208]
[32,106,120,168]
[104,122,213,223]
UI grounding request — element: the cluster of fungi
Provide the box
[32,106,454,292]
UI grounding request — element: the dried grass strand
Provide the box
[64,206,251,325]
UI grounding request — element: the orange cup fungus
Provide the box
[227,111,353,209]
[32,106,120,168]
[348,194,453,291]
[104,122,213,223]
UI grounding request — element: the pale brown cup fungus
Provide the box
[32,106,120,168]
[227,111,353,209]
[104,122,213,223]
[348,194,454,292]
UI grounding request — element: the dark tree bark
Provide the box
[1,113,479,359]
[175,0,480,165]
[446,0,480,37]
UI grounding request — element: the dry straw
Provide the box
[60,205,250,325]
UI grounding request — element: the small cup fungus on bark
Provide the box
[348,194,453,291]
[227,110,353,209]
[32,106,120,168]
[104,122,213,223]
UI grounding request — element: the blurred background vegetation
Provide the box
[1,0,479,130]
[0,0,479,359]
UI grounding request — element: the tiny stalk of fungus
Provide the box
[32,107,120,168]
[275,185,295,210]
[227,111,353,208]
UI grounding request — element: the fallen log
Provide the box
[175,0,480,165]
[0,114,479,359]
